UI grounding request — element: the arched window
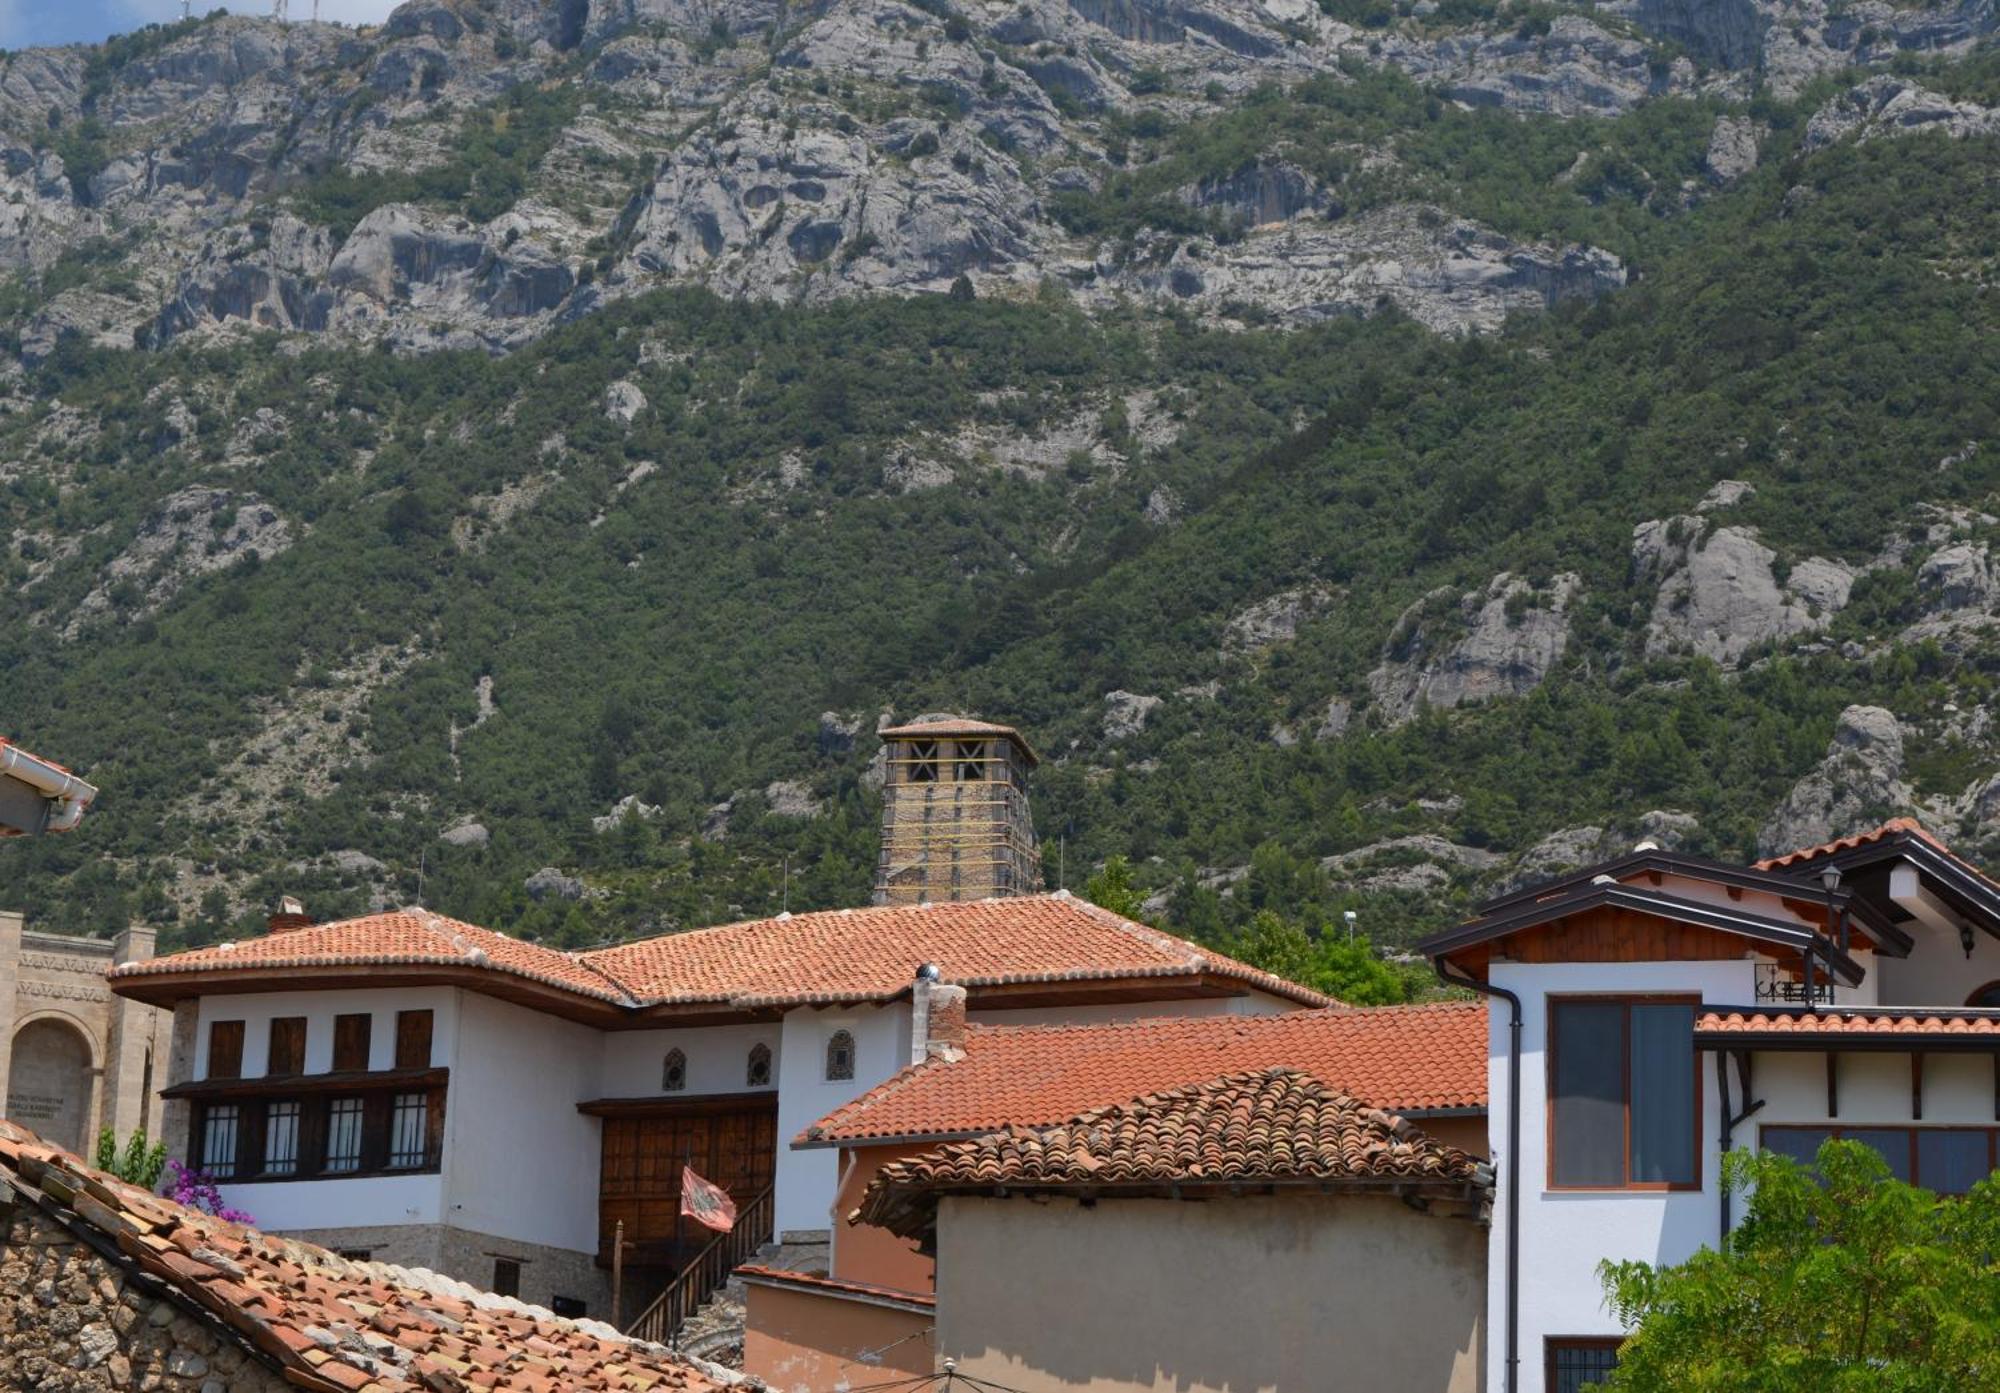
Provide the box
[747,1043,773,1087]
[1967,981,2000,1009]
[825,1030,856,1082]
[661,1049,687,1092]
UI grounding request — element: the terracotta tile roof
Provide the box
[0,1119,728,1393]
[576,894,1329,1009]
[1697,1008,2000,1040]
[856,1068,1489,1238]
[1754,817,1947,870]
[800,1003,1485,1147]
[106,909,637,1004]
[734,1265,935,1309]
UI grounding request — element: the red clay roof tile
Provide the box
[1754,817,1946,870]
[579,894,1327,1009]
[1696,1008,2000,1039]
[0,1120,727,1393]
[800,1003,1486,1147]
[856,1067,1488,1238]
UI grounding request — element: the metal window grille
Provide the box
[263,1101,301,1176]
[662,1049,687,1092]
[201,1105,240,1178]
[388,1093,428,1167]
[1549,1341,1620,1392]
[747,1043,772,1087]
[325,1098,365,1173]
[825,1030,855,1082]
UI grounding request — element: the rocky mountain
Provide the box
[0,0,1990,358]
[0,0,1996,959]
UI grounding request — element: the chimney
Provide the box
[873,717,1043,904]
[267,896,315,934]
[910,964,968,1065]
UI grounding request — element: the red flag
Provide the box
[679,1166,738,1233]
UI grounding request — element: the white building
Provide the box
[107,892,1319,1320]
[1419,818,2000,1393]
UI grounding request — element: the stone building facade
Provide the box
[1,913,171,1155]
[0,1196,289,1393]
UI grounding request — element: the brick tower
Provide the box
[872,720,1042,904]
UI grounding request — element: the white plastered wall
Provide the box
[597,1022,782,1098]
[774,1003,907,1236]
[1488,958,1756,1393]
[199,986,456,1232]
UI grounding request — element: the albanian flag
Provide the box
[680,1166,738,1233]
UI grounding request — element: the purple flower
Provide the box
[163,1159,255,1226]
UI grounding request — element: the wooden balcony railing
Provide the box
[624,1184,774,1348]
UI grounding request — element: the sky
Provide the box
[0,1,400,50]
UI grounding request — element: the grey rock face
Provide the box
[1696,478,1756,512]
[1369,572,1581,723]
[1919,542,1995,614]
[1704,117,1761,183]
[1222,583,1334,655]
[1322,834,1506,872]
[1504,824,1609,891]
[592,794,662,833]
[1103,690,1164,740]
[525,866,588,901]
[1314,698,1353,742]
[1805,76,2000,151]
[764,778,822,819]
[603,380,647,423]
[1633,516,1853,665]
[439,820,491,848]
[1757,704,1911,857]
[1088,206,1627,335]
[1633,0,1767,69]
[65,486,292,636]
[817,710,865,756]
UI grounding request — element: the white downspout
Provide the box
[0,744,99,831]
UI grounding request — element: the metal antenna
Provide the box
[180,0,192,17]
[272,0,288,21]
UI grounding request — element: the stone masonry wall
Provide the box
[0,1194,289,1393]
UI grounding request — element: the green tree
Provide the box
[1083,854,1147,920]
[94,1127,169,1189]
[1602,1141,2000,1390]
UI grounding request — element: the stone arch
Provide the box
[7,1011,100,1154]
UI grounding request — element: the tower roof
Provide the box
[876,719,1040,765]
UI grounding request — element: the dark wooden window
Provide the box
[492,1258,522,1298]
[333,1014,372,1072]
[661,1049,687,1092]
[324,1098,365,1172]
[267,1018,307,1076]
[1762,1125,2000,1195]
[200,1103,241,1177]
[336,1249,373,1261]
[207,1021,245,1081]
[747,1043,772,1087]
[394,1010,434,1070]
[1547,1338,1621,1391]
[1550,998,1699,1189]
[825,1030,855,1082]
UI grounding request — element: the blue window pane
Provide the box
[1761,1128,1831,1168]
[1552,1003,1626,1186]
[1843,1129,1913,1182]
[1917,1132,1992,1195]
[1629,1005,1696,1184]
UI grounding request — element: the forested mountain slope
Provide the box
[0,0,1995,963]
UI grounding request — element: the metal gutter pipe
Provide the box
[1438,961,1521,1393]
[0,743,98,832]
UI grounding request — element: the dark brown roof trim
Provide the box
[1801,834,2000,943]
[1420,882,1866,986]
[1473,850,1911,955]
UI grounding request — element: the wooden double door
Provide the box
[597,1097,777,1268]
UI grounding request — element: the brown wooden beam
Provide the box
[577,1091,779,1119]
[163,1066,447,1102]
[1826,1052,1839,1119]
[1912,1053,1925,1122]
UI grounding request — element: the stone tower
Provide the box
[873,720,1042,904]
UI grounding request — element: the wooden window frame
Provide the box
[1546,995,1704,1193]
[1760,1123,2000,1194]
[207,1020,245,1081]
[266,1017,307,1077]
[1546,1336,1623,1391]
[333,1013,373,1073]
[394,1010,434,1070]
[190,1079,448,1184]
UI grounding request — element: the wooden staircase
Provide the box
[624,1185,774,1348]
